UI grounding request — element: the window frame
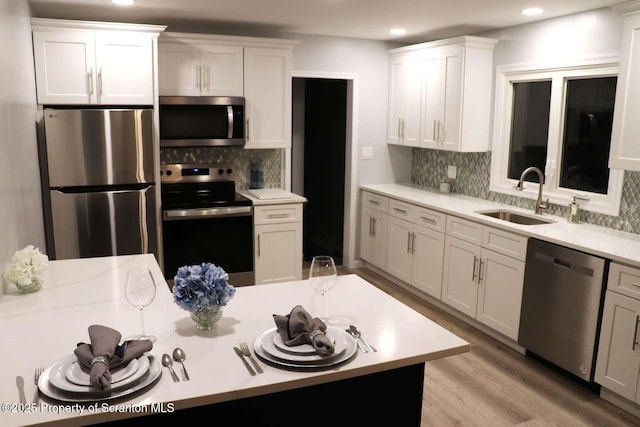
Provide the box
[490,58,623,216]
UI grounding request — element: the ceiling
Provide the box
[29,0,619,44]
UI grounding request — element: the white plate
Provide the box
[272,328,337,355]
[38,354,161,403]
[254,327,357,368]
[48,355,149,393]
[66,358,139,386]
[262,327,347,363]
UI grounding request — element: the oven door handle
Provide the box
[163,206,253,220]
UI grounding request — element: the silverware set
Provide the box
[346,325,377,353]
[16,368,43,404]
[162,348,190,382]
[234,342,264,375]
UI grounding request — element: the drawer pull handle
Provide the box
[267,213,290,219]
[632,282,640,288]
[407,231,412,253]
[368,200,380,205]
[420,216,436,224]
[634,315,640,351]
[393,208,408,214]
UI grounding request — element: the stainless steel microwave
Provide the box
[159,96,245,147]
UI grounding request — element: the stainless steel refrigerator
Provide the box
[40,108,158,260]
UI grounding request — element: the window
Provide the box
[490,60,623,216]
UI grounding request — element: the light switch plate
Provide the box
[447,165,457,179]
[362,146,374,160]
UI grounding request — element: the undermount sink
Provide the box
[476,209,555,225]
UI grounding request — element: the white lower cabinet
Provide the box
[595,262,640,402]
[359,192,389,270]
[386,199,445,299]
[254,203,302,285]
[442,216,526,340]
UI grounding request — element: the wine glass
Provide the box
[309,255,337,322]
[124,268,157,342]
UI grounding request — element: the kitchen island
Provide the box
[0,254,468,426]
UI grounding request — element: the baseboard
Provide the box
[600,388,640,419]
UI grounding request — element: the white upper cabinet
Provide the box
[388,36,497,152]
[388,52,423,147]
[244,47,293,149]
[609,3,640,171]
[158,42,243,96]
[31,19,164,105]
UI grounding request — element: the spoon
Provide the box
[172,348,190,381]
[161,353,180,382]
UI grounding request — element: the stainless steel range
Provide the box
[160,163,254,285]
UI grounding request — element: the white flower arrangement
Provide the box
[3,245,48,292]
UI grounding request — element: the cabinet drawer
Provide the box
[482,226,527,261]
[362,191,388,214]
[254,204,302,225]
[446,216,483,245]
[608,262,640,299]
[415,207,446,233]
[389,199,416,221]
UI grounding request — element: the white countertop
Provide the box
[361,183,640,268]
[0,254,468,426]
[239,189,307,205]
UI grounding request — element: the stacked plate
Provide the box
[38,353,161,403]
[253,326,357,369]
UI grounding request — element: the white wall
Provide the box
[289,33,412,185]
[481,8,622,68]
[0,0,45,295]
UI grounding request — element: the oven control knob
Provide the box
[227,168,233,175]
[166,170,172,176]
[218,168,224,175]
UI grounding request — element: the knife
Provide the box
[16,376,26,404]
[233,347,256,376]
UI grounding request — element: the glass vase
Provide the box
[190,306,223,330]
[15,277,43,294]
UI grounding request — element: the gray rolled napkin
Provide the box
[73,324,153,389]
[272,305,335,356]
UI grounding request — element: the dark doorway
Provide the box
[293,78,347,265]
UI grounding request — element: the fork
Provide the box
[33,368,43,404]
[239,342,264,374]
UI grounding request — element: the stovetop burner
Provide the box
[160,163,252,209]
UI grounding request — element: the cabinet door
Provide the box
[255,222,302,285]
[420,48,441,149]
[95,33,153,105]
[244,47,292,148]
[476,249,524,340]
[388,54,406,145]
[411,224,444,299]
[386,216,413,283]
[32,31,97,104]
[199,44,244,96]
[442,235,480,317]
[609,12,640,171]
[158,42,201,96]
[439,46,464,151]
[595,291,640,401]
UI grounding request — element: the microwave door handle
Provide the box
[227,105,234,138]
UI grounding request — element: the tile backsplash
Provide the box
[160,147,282,190]
[411,148,640,235]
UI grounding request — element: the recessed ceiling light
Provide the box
[521,7,543,16]
[390,28,407,36]
[112,0,134,5]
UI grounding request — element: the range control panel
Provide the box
[160,163,235,184]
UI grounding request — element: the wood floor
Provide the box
[340,266,640,427]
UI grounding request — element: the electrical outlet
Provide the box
[447,165,457,179]
[362,146,374,160]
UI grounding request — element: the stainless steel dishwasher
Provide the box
[518,238,608,382]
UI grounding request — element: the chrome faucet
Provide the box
[515,166,547,214]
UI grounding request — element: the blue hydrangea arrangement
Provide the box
[172,263,236,313]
